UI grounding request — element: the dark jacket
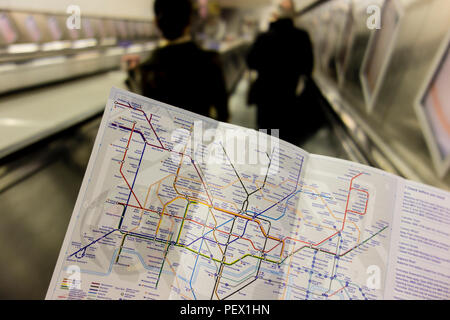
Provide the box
[247,18,313,107]
[132,41,229,121]
[246,18,316,143]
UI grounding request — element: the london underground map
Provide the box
[46,88,450,300]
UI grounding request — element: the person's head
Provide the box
[276,0,295,19]
[154,0,193,41]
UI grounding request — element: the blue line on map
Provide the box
[69,229,118,258]
[118,139,147,229]
[227,155,305,246]
[183,218,234,248]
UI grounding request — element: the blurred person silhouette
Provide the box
[126,0,229,121]
[247,0,320,145]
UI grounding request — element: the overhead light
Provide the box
[41,41,72,51]
[7,43,39,54]
[72,38,98,49]
[0,118,36,127]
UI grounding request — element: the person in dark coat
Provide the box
[127,0,229,122]
[246,3,316,144]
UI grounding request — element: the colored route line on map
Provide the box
[109,102,294,249]
[68,99,387,300]
[109,121,303,262]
